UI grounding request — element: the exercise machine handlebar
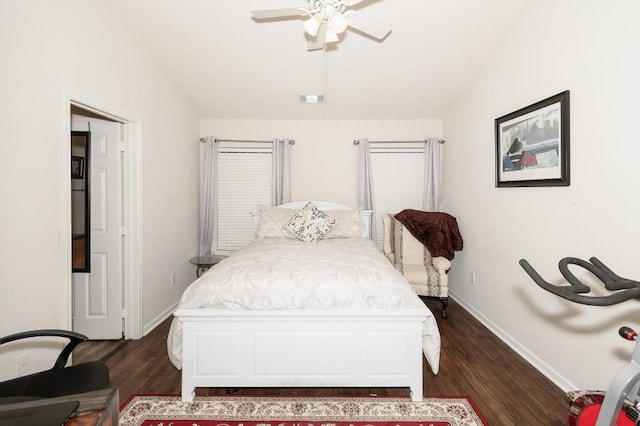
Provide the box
[518,257,640,306]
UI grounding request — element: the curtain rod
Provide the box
[200,138,295,145]
[352,139,445,145]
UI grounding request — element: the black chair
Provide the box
[0,329,110,405]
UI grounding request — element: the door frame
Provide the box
[61,91,143,339]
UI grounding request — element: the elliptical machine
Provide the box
[519,257,640,426]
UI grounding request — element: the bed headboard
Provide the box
[270,201,373,239]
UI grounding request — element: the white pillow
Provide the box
[283,202,336,242]
[324,208,364,239]
[255,206,297,239]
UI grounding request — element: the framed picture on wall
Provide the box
[71,155,85,179]
[495,90,570,187]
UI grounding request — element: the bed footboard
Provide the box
[176,308,426,402]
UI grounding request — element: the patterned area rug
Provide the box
[119,395,486,426]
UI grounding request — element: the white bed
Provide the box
[168,202,440,402]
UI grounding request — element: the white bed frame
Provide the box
[174,202,428,402]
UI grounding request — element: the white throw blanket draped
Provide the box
[167,238,441,374]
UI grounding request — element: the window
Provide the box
[215,143,272,252]
[370,145,426,249]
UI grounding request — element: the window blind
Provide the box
[216,146,272,252]
[370,147,425,249]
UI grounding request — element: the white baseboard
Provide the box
[449,291,577,392]
[143,301,180,337]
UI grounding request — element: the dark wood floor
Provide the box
[75,298,568,424]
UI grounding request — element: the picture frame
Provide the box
[495,90,570,187]
[71,155,85,179]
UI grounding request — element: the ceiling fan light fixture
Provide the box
[251,0,393,50]
[330,12,348,34]
[325,28,339,43]
[304,14,322,36]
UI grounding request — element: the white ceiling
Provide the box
[112,0,525,120]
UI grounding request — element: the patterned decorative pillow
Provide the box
[283,202,336,242]
[323,209,364,239]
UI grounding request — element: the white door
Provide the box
[71,116,123,339]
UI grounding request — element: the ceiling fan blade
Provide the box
[346,11,392,40]
[251,7,307,19]
[341,0,366,6]
[307,25,326,51]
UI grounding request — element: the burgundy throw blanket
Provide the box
[395,209,463,260]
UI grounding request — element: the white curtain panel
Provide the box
[357,138,376,240]
[423,137,443,212]
[199,137,218,256]
[272,138,292,206]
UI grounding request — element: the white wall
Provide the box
[443,0,640,391]
[0,0,199,379]
[201,119,443,206]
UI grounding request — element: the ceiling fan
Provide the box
[250,0,392,51]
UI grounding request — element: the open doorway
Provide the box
[64,98,142,340]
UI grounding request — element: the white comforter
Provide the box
[167,237,441,373]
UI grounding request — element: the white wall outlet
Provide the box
[171,272,176,285]
[470,272,477,285]
[16,353,28,375]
